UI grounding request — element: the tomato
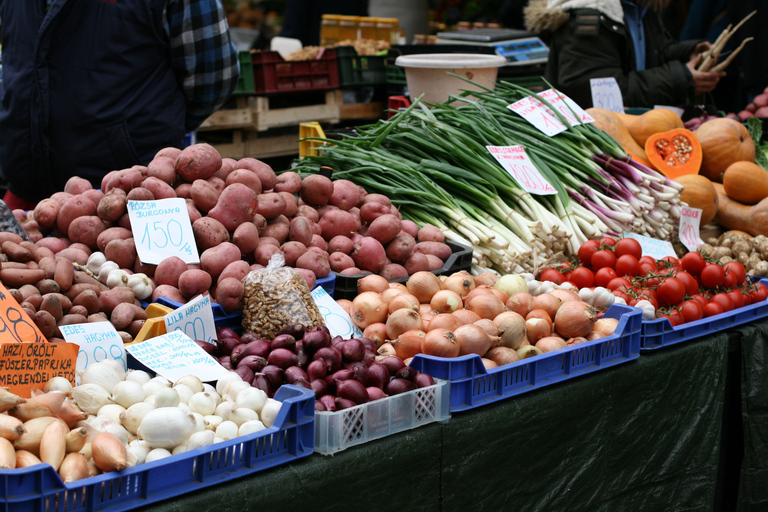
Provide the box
[674,271,699,296]
[615,254,640,277]
[710,292,734,312]
[742,291,753,306]
[591,250,617,271]
[577,240,600,267]
[540,268,565,285]
[727,289,745,309]
[691,294,709,310]
[644,276,661,289]
[569,267,595,289]
[723,272,739,290]
[614,238,642,260]
[657,277,686,306]
[681,252,707,277]
[724,261,747,286]
[607,277,632,291]
[668,308,684,326]
[595,267,618,288]
[612,290,630,303]
[703,302,724,317]
[657,313,674,325]
[598,237,616,247]
[699,263,726,289]
[659,256,679,267]
[639,261,657,276]
[751,283,768,303]
[679,300,704,323]
[639,256,657,267]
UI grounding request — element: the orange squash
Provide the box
[586,107,649,165]
[644,128,703,178]
[695,118,756,183]
[674,174,718,225]
[722,161,768,205]
[713,183,768,236]
[615,108,684,147]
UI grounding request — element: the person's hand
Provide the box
[686,59,726,94]
[690,41,713,61]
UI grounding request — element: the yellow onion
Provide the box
[592,318,619,337]
[91,432,128,472]
[550,288,581,304]
[486,346,521,367]
[465,293,507,320]
[473,272,499,287]
[390,329,426,360]
[481,358,498,370]
[517,345,543,359]
[474,318,500,337]
[350,291,388,329]
[586,331,604,341]
[59,452,90,483]
[430,289,463,313]
[490,288,509,304]
[531,293,563,320]
[389,282,409,294]
[525,317,551,344]
[554,300,598,339]
[388,293,420,314]
[464,285,494,303]
[452,308,481,326]
[405,271,441,303]
[567,337,589,345]
[455,323,496,356]
[493,311,527,350]
[493,274,528,300]
[386,308,423,340]
[0,437,15,469]
[441,271,476,298]
[15,450,41,468]
[534,336,568,353]
[357,274,390,294]
[506,292,533,317]
[376,342,397,358]
[526,309,553,330]
[421,328,460,358]
[380,287,404,303]
[428,313,461,332]
[336,299,353,316]
[362,323,388,348]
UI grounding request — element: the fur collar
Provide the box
[525,0,625,33]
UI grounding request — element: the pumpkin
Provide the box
[674,174,718,225]
[722,161,768,205]
[644,128,702,178]
[586,107,649,165]
[713,183,768,236]
[695,118,756,183]
[615,108,684,147]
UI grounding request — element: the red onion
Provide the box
[331,368,355,383]
[194,340,218,356]
[366,387,388,401]
[270,334,297,352]
[237,355,267,373]
[341,338,365,363]
[239,332,261,344]
[235,365,254,383]
[260,365,285,390]
[231,338,271,365]
[216,327,240,341]
[413,372,435,388]
[345,361,368,384]
[313,346,342,373]
[319,394,337,411]
[311,379,328,397]
[315,401,326,411]
[378,356,406,377]
[359,337,377,353]
[252,374,272,396]
[336,379,369,404]
[303,330,332,352]
[307,359,328,381]
[365,362,390,390]
[363,350,376,367]
[335,397,357,410]
[310,325,331,337]
[385,378,417,395]
[215,336,240,357]
[293,378,312,390]
[395,366,418,382]
[267,348,299,369]
[219,360,232,370]
[331,335,345,348]
[277,323,306,340]
[219,355,231,366]
[284,366,309,384]
[296,347,310,368]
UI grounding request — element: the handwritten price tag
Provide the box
[487,145,557,195]
[508,89,594,136]
[60,322,127,376]
[310,286,363,339]
[679,206,705,252]
[0,281,48,343]
[126,330,229,382]
[590,77,623,113]
[0,343,78,397]
[164,294,217,346]
[127,198,199,265]
[622,231,677,259]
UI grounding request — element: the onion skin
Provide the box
[284,366,309,384]
[231,339,271,366]
[465,293,507,320]
[486,346,521,366]
[474,272,499,287]
[526,309,553,330]
[531,293,563,320]
[554,301,598,339]
[302,329,332,352]
[386,308,423,340]
[534,336,568,353]
[260,365,285,391]
[481,358,498,369]
[385,378,417,395]
[428,313,461,332]
[336,379,369,405]
[307,359,328,381]
[452,308,481,325]
[378,356,406,377]
[474,318,500,337]
[341,338,366,363]
[430,289,463,313]
[391,329,426,360]
[406,271,442,303]
[506,292,533,317]
[421,328,460,358]
[455,323,495,357]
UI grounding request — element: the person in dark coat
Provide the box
[524,0,726,108]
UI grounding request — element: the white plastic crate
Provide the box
[314,380,450,455]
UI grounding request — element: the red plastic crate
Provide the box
[251,49,340,95]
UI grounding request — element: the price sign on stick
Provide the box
[487,145,557,195]
[0,343,78,397]
[310,286,363,339]
[164,294,217,346]
[622,231,678,259]
[508,89,594,136]
[590,77,624,113]
[127,198,199,265]
[126,330,229,382]
[679,206,705,252]
[60,321,127,375]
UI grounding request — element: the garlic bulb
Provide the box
[120,402,155,435]
[97,261,120,283]
[71,383,112,415]
[127,273,154,300]
[79,363,121,395]
[106,268,130,289]
[86,252,107,274]
[111,380,145,409]
[137,408,196,449]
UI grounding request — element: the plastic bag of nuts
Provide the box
[241,254,325,339]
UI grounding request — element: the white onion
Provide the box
[223,380,251,402]
[79,363,122,395]
[215,420,239,441]
[153,387,181,408]
[100,358,127,381]
[97,404,126,426]
[203,415,223,431]
[173,384,194,405]
[124,369,152,386]
[71,383,112,415]
[238,420,266,436]
[235,388,267,413]
[44,376,73,395]
[190,412,205,433]
[148,376,172,388]
[137,408,197,449]
[120,402,155,435]
[214,401,237,421]
[143,395,157,407]
[188,392,218,416]
[127,440,150,464]
[186,430,215,451]
[142,380,169,397]
[216,373,242,396]
[259,399,282,428]
[172,443,188,456]
[174,375,203,394]
[494,274,528,299]
[229,408,259,426]
[145,448,172,463]
[111,380,145,408]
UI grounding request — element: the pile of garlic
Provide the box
[0,360,282,482]
[84,252,155,300]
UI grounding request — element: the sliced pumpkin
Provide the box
[645,128,703,178]
[615,108,684,147]
[722,160,768,205]
[674,174,718,225]
[586,107,649,165]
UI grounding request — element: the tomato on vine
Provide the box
[710,292,734,312]
[674,271,699,296]
[681,252,706,277]
[578,240,600,267]
[569,267,595,289]
[657,277,686,307]
[704,302,724,317]
[723,261,747,286]
[614,238,642,260]
[700,263,726,289]
[540,268,565,285]
[595,267,618,288]
[615,254,640,277]
[679,300,704,323]
[591,250,617,271]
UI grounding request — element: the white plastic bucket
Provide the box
[394,53,507,105]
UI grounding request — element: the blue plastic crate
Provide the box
[0,385,315,512]
[408,304,642,412]
[640,277,768,350]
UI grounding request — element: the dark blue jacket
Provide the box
[0,0,186,202]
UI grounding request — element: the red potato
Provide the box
[294,268,316,289]
[57,195,97,235]
[126,187,155,202]
[257,236,280,248]
[252,213,268,233]
[208,176,226,193]
[64,176,93,196]
[213,159,236,181]
[200,242,241,280]
[1,240,33,262]
[230,221,259,257]
[37,237,70,255]
[401,219,419,239]
[379,263,408,280]
[208,183,259,231]
[328,235,354,255]
[417,225,445,243]
[261,222,289,244]
[236,158,276,191]
[175,183,192,199]
[215,277,244,313]
[0,268,45,288]
[288,217,313,247]
[68,242,92,256]
[279,192,298,218]
[110,303,147,331]
[217,260,250,285]
[296,205,320,223]
[177,269,213,299]
[361,193,391,207]
[351,236,387,273]
[754,93,768,108]
[72,289,100,315]
[329,252,355,272]
[309,234,328,251]
[118,212,132,230]
[151,284,186,304]
[98,286,136,316]
[185,199,202,225]
[755,106,768,118]
[412,241,452,262]
[190,179,220,213]
[104,238,137,269]
[226,169,262,194]
[34,245,55,263]
[359,201,391,224]
[300,174,334,207]
[389,206,402,220]
[146,156,177,185]
[318,209,358,240]
[67,216,106,251]
[255,192,286,219]
[280,241,308,267]
[97,227,132,252]
[386,233,416,263]
[274,172,302,194]
[104,167,144,193]
[0,233,23,247]
[155,146,183,161]
[37,257,56,279]
[329,179,362,210]
[96,188,128,222]
[426,254,444,270]
[32,199,61,232]
[339,267,364,275]
[155,257,189,288]
[34,310,57,340]
[366,214,401,245]
[176,143,222,182]
[141,177,176,200]
[403,252,430,274]
[66,283,101,302]
[253,244,282,266]
[193,217,230,251]
[101,170,120,193]
[81,189,104,208]
[50,192,74,208]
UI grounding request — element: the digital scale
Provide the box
[434,28,549,67]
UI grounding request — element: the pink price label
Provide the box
[679,206,704,252]
[487,145,557,195]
